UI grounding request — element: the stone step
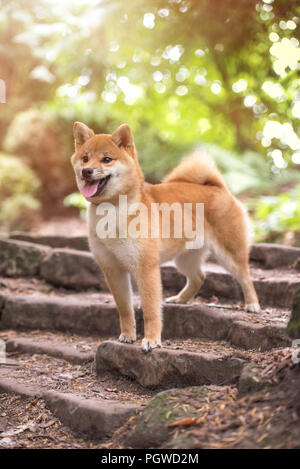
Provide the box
[3,331,249,389]
[5,337,94,364]
[0,333,148,440]
[1,238,300,308]
[0,336,153,402]
[40,248,106,290]
[0,376,140,440]
[0,376,42,398]
[0,293,121,336]
[0,328,293,445]
[96,340,246,388]
[163,263,300,308]
[9,232,89,251]
[249,243,300,269]
[38,248,300,307]
[43,390,140,439]
[0,238,50,277]
[0,292,291,350]
[8,234,300,269]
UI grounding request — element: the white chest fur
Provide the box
[88,203,140,271]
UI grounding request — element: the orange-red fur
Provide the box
[71,122,260,352]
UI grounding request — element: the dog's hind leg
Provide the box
[165,248,209,304]
[210,240,260,313]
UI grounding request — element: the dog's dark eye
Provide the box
[102,156,112,164]
[82,155,89,163]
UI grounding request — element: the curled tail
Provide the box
[163,149,226,188]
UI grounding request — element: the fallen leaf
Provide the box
[168,417,197,428]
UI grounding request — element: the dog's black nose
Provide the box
[82,168,93,179]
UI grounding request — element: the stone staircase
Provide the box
[0,236,299,448]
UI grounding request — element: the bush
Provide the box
[64,192,88,220]
[0,153,40,230]
[246,185,300,244]
[3,109,75,211]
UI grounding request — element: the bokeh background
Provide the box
[0,0,299,243]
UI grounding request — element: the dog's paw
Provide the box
[245,303,261,313]
[119,332,136,344]
[141,338,161,353]
[165,295,186,304]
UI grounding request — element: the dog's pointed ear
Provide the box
[73,122,94,151]
[112,124,134,152]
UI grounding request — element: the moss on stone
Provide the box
[287,287,300,339]
[123,386,211,449]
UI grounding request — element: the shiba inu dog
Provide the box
[71,122,260,352]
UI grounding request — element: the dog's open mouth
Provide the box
[81,175,111,198]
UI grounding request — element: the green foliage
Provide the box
[0,153,40,230]
[201,144,300,195]
[64,192,88,220]
[0,0,300,240]
[246,185,300,242]
[4,109,54,155]
[3,109,75,207]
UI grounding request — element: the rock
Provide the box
[163,304,290,350]
[1,295,122,336]
[295,257,300,272]
[0,293,290,350]
[6,337,94,364]
[163,263,300,308]
[40,248,106,289]
[228,320,290,350]
[161,265,185,293]
[238,363,273,397]
[163,303,238,340]
[43,390,140,439]
[123,386,221,448]
[10,233,89,251]
[31,250,300,308]
[252,275,299,308]
[250,243,300,269]
[287,287,300,339]
[0,238,49,276]
[0,377,42,398]
[96,341,245,388]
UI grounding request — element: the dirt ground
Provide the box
[0,392,105,449]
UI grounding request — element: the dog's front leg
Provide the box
[136,262,162,352]
[103,267,136,343]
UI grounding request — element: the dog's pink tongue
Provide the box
[81,181,99,198]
